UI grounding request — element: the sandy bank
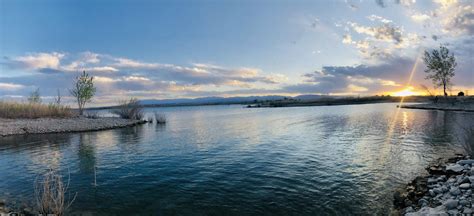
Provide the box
[0,117,146,137]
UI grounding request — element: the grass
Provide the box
[0,101,74,119]
[112,98,144,120]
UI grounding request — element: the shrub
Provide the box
[154,112,166,124]
[0,101,74,119]
[84,111,100,119]
[35,169,76,216]
[112,98,144,120]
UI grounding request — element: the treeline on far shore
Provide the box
[247,95,474,108]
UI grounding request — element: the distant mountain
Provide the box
[139,95,332,106]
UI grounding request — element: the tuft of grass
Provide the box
[112,98,144,120]
[35,169,77,216]
[0,101,74,119]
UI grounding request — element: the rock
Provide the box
[447,209,458,215]
[464,208,473,214]
[434,188,443,194]
[418,198,429,206]
[469,167,474,176]
[458,160,474,165]
[428,178,438,184]
[428,165,446,175]
[393,190,406,207]
[404,206,415,214]
[429,189,436,196]
[450,187,461,196]
[445,199,458,210]
[447,178,457,184]
[458,176,470,184]
[466,189,472,196]
[406,205,447,216]
[460,183,471,189]
[446,164,464,173]
[459,199,470,206]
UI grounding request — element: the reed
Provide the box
[0,101,74,119]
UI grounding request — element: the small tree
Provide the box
[422,45,456,97]
[70,71,96,115]
[28,88,42,104]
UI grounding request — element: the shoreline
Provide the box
[0,117,147,137]
[400,104,474,113]
[394,154,474,215]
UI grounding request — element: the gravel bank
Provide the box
[394,155,474,215]
[0,117,146,136]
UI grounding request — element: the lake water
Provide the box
[1,103,473,215]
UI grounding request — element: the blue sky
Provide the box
[0,0,473,105]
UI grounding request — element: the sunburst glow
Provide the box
[393,87,421,97]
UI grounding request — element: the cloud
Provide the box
[0,52,287,101]
[367,15,393,24]
[411,13,431,23]
[5,52,65,70]
[81,51,100,64]
[283,56,415,94]
[375,0,416,8]
[0,83,25,91]
[348,22,403,43]
[375,0,386,8]
[432,0,474,35]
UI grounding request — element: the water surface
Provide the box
[0,103,473,215]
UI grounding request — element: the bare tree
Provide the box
[55,89,62,105]
[70,71,96,115]
[423,45,456,98]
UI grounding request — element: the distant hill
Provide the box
[139,95,296,106]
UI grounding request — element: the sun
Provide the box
[392,87,420,97]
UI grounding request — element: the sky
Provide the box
[0,0,473,105]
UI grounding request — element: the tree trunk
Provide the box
[443,81,447,98]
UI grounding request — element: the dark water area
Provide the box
[1,103,473,215]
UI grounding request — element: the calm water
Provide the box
[1,103,473,215]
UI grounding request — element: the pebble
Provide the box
[445,199,458,210]
[450,187,461,196]
[446,164,464,173]
[460,199,469,205]
[398,156,474,216]
[460,183,471,189]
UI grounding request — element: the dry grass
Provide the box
[112,98,144,120]
[35,169,77,216]
[0,101,74,119]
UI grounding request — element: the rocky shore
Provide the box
[394,155,474,215]
[0,117,147,137]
